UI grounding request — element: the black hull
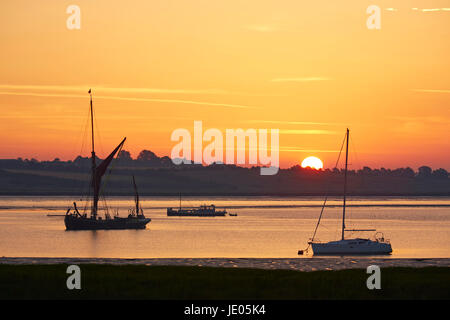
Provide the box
[65,215,151,230]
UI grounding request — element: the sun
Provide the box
[301,156,323,170]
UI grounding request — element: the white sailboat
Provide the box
[300,129,392,255]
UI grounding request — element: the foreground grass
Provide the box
[0,265,448,299]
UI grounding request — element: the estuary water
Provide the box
[0,196,449,258]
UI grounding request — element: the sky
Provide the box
[0,0,449,170]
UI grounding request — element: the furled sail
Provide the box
[92,137,126,216]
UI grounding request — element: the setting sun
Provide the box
[301,156,323,170]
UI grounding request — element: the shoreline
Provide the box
[1,257,449,271]
[0,193,449,197]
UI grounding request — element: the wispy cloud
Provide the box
[414,8,450,12]
[390,115,450,135]
[280,147,340,153]
[271,77,331,82]
[247,120,340,126]
[412,89,450,94]
[0,91,256,109]
[0,84,232,95]
[279,129,337,135]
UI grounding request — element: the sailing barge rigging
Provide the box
[64,90,151,230]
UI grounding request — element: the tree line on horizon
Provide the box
[1,149,448,179]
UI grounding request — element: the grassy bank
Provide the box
[0,264,448,299]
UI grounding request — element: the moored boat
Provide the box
[167,204,227,217]
[167,195,227,216]
[299,129,392,255]
[63,90,151,230]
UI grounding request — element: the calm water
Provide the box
[0,196,449,258]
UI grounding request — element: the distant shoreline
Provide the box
[2,164,449,196]
[0,192,449,197]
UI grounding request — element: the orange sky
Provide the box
[0,0,449,170]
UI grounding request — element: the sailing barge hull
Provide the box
[65,215,151,230]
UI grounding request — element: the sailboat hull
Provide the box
[65,215,151,230]
[310,239,392,255]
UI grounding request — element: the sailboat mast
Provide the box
[132,175,139,214]
[341,128,349,240]
[89,89,98,219]
[90,90,95,160]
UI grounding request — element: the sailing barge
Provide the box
[64,90,151,230]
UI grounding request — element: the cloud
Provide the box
[0,84,231,95]
[280,147,340,153]
[412,89,450,94]
[390,116,450,135]
[0,91,256,109]
[247,120,340,126]
[420,8,450,12]
[271,77,331,82]
[279,129,337,135]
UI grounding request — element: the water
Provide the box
[0,196,449,258]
